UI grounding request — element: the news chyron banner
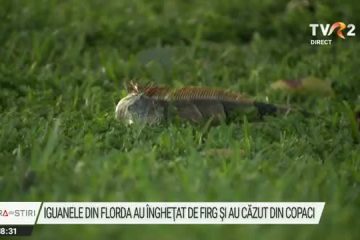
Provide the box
[0,202,41,236]
[1,202,325,236]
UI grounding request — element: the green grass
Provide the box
[1,0,360,239]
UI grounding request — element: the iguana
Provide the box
[115,83,292,125]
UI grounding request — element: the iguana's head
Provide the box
[115,92,164,125]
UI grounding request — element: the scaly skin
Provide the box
[115,84,290,125]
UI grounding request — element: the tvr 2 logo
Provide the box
[309,22,356,45]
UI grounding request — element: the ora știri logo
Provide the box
[309,22,356,45]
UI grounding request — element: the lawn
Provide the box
[0,0,360,239]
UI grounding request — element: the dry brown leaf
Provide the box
[270,76,334,96]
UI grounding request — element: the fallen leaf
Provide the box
[270,76,334,96]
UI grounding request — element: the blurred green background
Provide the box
[0,0,359,239]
